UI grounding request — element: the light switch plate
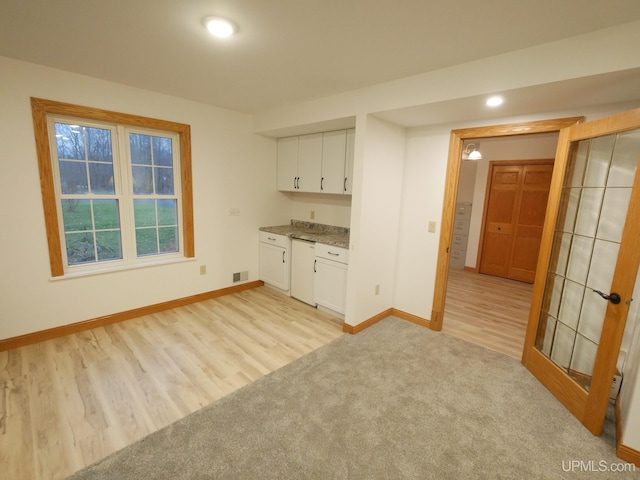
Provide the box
[428,221,437,233]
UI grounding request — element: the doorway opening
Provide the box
[443,139,557,358]
[429,117,585,356]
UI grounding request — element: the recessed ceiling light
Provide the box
[486,96,504,107]
[203,16,236,38]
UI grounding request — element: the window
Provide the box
[31,98,194,277]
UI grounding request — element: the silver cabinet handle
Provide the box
[282,251,285,263]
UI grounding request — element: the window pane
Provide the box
[134,199,156,227]
[55,123,85,160]
[136,228,158,256]
[86,127,113,162]
[59,160,88,194]
[89,163,115,194]
[130,133,152,165]
[62,199,92,232]
[153,136,173,166]
[132,165,153,194]
[155,167,174,195]
[65,232,96,265]
[93,200,120,229]
[159,226,178,253]
[157,199,177,226]
[62,200,122,265]
[96,231,122,261]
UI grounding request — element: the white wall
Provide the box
[457,160,477,204]
[345,115,405,325]
[0,56,289,340]
[393,126,451,319]
[289,192,352,228]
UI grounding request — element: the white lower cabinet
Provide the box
[259,232,290,291]
[314,244,349,315]
[291,239,316,306]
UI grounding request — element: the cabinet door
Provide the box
[321,130,347,194]
[344,128,355,194]
[291,240,316,305]
[259,243,290,290]
[297,133,322,193]
[314,258,348,314]
[277,136,298,191]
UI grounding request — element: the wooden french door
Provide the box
[479,160,553,283]
[523,108,640,435]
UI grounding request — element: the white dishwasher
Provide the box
[314,243,349,316]
[291,239,316,306]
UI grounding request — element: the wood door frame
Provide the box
[430,116,584,331]
[477,159,554,278]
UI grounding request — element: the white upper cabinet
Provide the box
[321,130,347,194]
[344,128,355,194]
[297,133,322,193]
[276,136,299,191]
[277,129,355,195]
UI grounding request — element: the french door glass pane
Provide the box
[535,129,639,391]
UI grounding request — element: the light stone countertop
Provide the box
[259,220,349,248]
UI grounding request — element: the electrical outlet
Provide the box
[310,210,315,220]
[229,207,240,216]
[428,221,437,233]
[375,284,380,295]
[200,265,207,275]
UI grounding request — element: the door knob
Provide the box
[592,289,621,304]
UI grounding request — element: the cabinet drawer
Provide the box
[455,203,472,219]
[315,243,349,264]
[259,231,289,248]
[452,234,468,249]
[453,220,470,235]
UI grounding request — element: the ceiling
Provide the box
[2,0,640,117]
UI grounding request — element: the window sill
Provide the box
[49,256,196,281]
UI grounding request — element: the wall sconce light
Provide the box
[463,143,482,161]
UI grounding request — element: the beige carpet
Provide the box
[67,317,636,479]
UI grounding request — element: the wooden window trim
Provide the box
[31,97,194,277]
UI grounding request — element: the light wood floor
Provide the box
[0,286,344,480]
[442,268,534,359]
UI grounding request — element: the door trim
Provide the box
[430,117,584,331]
